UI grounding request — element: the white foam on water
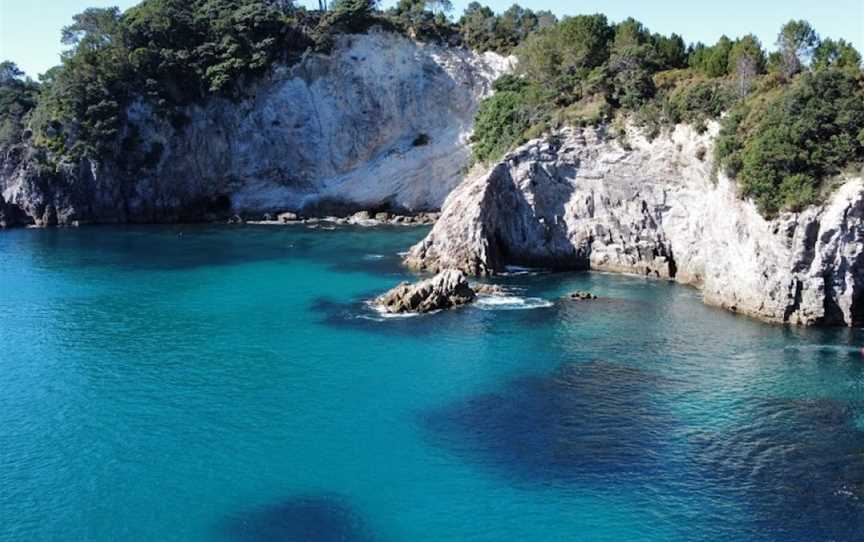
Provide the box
[473,295,554,311]
[501,265,548,277]
[363,254,386,260]
[357,300,426,321]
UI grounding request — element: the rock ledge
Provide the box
[375,269,476,314]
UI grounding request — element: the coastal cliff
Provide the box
[405,124,864,326]
[0,30,512,227]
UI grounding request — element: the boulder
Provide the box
[473,283,507,296]
[567,291,598,300]
[353,210,371,220]
[376,269,476,314]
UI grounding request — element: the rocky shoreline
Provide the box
[0,31,511,229]
[405,124,864,327]
[242,210,440,227]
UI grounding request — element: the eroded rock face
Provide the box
[376,269,476,313]
[405,124,864,326]
[1,30,513,226]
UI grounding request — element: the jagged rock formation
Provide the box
[375,269,476,314]
[405,124,864,326]
[0,30,512,227]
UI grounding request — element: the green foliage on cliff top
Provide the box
[3,0,546,163]
[24,0,315,160]
[0,62,40,150]
[715,69,864,216]
[469,16,864,217]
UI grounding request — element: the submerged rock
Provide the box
[222,494,374,542]
[566,291,597,300]
[376,269,475,313]
[692,397,864,539]
[472,283,507,296]
[405,124,864,326]
[423,361,676,483]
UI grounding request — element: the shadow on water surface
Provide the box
[422,361,682,487]
[219,494,376,542]
[8,225,428,273]
[309,295,487,338]
[692,396,864,541]
[423,356,864,540]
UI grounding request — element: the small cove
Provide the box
[1,224,863,542]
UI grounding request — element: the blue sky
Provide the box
[1,0,862,77]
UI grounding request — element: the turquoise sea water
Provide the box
[1,225,863,542]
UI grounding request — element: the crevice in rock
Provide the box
[667,245,678,279]
[784,279,804,323]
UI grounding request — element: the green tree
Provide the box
[515,14,611,91]
[609,18,656,108]
[776,19,819,79]
[728,34,766,96]
[705,36,733,77]
[812,38,862,71]
[732,70,864,215]
[652,33,687,70]
[392,0,452,32]
[470,75,553,163]
[558,15,614,71]
[459,2,496,51]
[0,61,40,149]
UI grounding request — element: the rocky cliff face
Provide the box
[0,30,512,227]
[405,124,864,326]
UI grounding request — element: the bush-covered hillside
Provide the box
[469,15,864,217]
[2,1,862,218]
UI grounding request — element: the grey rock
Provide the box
[375,269,476,314]
[406,124,864,326]
[567,291,598,300]
[473,283,507,296]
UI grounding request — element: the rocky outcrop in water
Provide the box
[566,291,598,301]
[376,269,476,313]
[405,124,864,326]
[0,30,512,227]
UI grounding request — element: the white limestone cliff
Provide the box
[0,30,513,226]
[405,124,864,326]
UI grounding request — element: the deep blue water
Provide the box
[1,225,863,542]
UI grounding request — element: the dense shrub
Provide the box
[469,75,554,163]
[469,13,863,218]
[0,62,40,150]
[459,3,556,54]
[717,69,864,215]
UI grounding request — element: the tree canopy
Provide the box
[468,14,863,218]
